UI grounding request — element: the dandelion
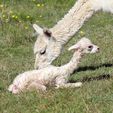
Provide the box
[41,4,44,7]
[0,4,3,8]
[15,16,18,19]
[37,4,41,7]
[2,15,6,18]
[26,15,30,19]
[39,15,42,18]
[25,26,28,29]
[80,31,84,34]
[79,30,85,36]
[12,15,15,18]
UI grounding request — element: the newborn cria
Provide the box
[8,37,99,94]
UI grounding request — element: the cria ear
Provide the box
[68,44,80,51]
[43,28,52,37]
[33,24,43,35]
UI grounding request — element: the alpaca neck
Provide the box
[61,51,83,75]
[51,0,94,45]
[51,0,113,45]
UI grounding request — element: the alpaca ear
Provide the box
[68,44,80,51]
[43,28,52,37]
[33,24,43,35]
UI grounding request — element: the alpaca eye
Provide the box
[88,45,93,50]
[40,49,46,55]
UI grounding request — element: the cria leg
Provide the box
[56,82,82,89]
[27,82,46,92]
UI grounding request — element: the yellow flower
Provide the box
[12,15,15,18]
[39,15,42,18]
[79,30,85,36]
[25,26,28,29]
[37,4,41,7]
[26,15,30,19]
[0,4,3,8]
[15,16,18,19]
[80,31,84,34]
[2,15,6,18]
[41,4,44,7]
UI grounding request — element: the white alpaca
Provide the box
[8,38,99,94]
[33,0,113,69]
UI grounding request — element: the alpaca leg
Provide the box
[56,82,82,89]
[27,82,46,92]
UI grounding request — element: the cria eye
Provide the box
[88,45,93,49]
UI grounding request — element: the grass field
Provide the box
[0,0,113,113]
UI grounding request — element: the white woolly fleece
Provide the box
[33,0,113,69]
[8,38,99,94]
[91,0,113,13]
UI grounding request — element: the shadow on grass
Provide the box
[0,63,113,92]
[69,74,112,83]
[70,63,113,83]
[76,63,113,72]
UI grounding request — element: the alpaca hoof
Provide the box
[75,82,82,87]
[8,84,13,92]
[8,84,20,94]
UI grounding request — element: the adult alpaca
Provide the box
[8,38,99,94]
[33,0,113,69]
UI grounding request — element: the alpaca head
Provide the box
[33,24,61,69]
[68,37,99,53]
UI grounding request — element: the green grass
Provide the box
[0,0,113,113]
